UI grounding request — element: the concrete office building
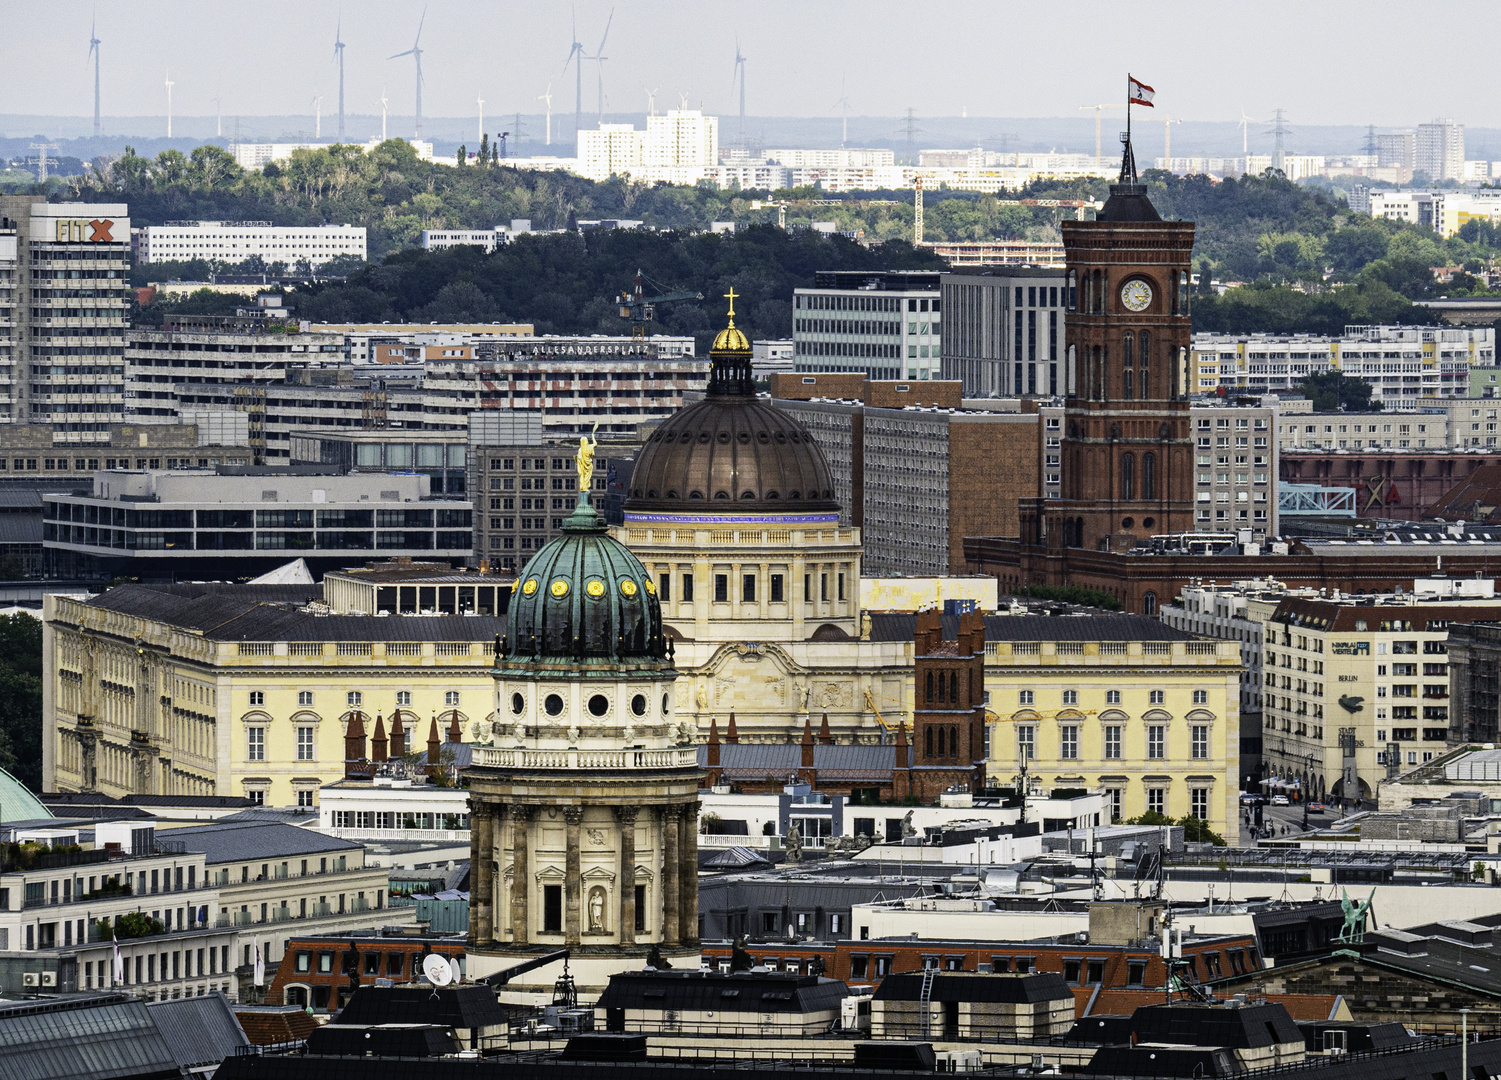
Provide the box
[418,221,533,253]
[133,222,367,267]
[1360,189,1501,239]
[941,268,1070,397]
[42,468,472,581]
[0,197,132,431]
[1416,119,1466,182]
[771,374,1041,575]
[792,271,943,381]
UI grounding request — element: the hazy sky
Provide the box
[3,0,1496,127]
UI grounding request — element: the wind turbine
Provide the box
[587,9,614,125]
[832,75,852,148]
[643,85,658,118]
[164,69,174,138]
[1162,112,1183,168]
[334,18,346,140]
[538,83,553,145]
[312,94,323,139]
[1238,104,1256,155]
[88,14,101,137]
[563,9,585,140]
[731,37,747,148]
[476,95,485,147]
[379,89,388,142]
[389,6,426,138]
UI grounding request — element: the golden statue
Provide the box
[575,421,599,492]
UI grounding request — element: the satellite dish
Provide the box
[423,954,454,987]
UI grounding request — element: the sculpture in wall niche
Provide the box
[785,822,803,863]
[566,726,580,745]
[695,682,709,711]
[511,720,526,745]
[622,724,636,744]
[586,828,607,846]
[588,886,607,933]
[861,611,872,641]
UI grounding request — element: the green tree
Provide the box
[1178,815,1226,846]
[0,614,42,790]
[1295,371,1382,412]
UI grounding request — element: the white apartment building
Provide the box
[229,140,434,170]
[1417,119,1466,182]
[1161,580,1289,719]
[1276,398,1501,453]
[134,222,367,267]
[419,220,534,254]
[575,124,646,180]
[575,110,718,183]
[1192,326,1491,403]
[793,271,943,381]
[645,109,718,168]
[767,148,895,169]
[1360,189,1501,238]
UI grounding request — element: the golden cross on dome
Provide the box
[724,286,738,322]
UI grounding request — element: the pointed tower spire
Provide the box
[426,715,441,777]
[726,711,739,744]
[818,712,833,745]
[371,713,388,763]
[801,713,815,769]
[389,713,406,759]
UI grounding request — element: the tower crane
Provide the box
[616,270,703,344]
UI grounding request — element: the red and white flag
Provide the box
[111,933,123,985]
[1129,77,1156,107]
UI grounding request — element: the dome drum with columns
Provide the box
[465,464,703,997]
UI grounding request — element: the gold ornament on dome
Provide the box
[550,579,570,598]
[620,579,639,597]
[522,578,539,596]
[586,579,606,598]
[643,579,656,596]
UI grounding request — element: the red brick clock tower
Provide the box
[1019,135,1197,557]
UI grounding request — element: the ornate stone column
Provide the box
[661,804,682,946]
[468,801,491,945]
[479,804,498,946]
[563,805,583,945]
[679,800,700,945]
[616,806,638,944]
[510,806,532,944]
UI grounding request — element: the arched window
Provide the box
[1068,269,1078,309]
[1139,331,1150,398]
[1123,331,1134,369]
[1143,591,1158,616]
[1180,270,1190,314]
[926,726,935,757]
[925,671,934,704]
[1143,452,1156,500]
[1092,270,1103,313]
[1178,346,1188,399]
[950,726,959,757]
[1121,453,1135,500]
[950,671,960,704]
[1092,346,1104,400]
[1066,344,1077,397]
[1123,365,1134,400]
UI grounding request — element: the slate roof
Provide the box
[874,971,1072,1004]
[167,821,362,863]
[1127,1002,1304,1049]
[85,583,504,643]
[595,970,849,1015]
[0,764,50,821]
[867,612,1197,644]
[0,993,181,1080]
[144,992,249,1069]
[698,743,911,779]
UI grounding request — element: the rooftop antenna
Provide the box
[164,69,174,138]
[388,5,427,138]
[379,88,388,142]
[731,37,747,149]
[1162,111,1182,169]
[1267,108,1290,173]
[1363,123,1378,158]
[587,8,614,125]
[88,12,102,137]
[212,84,222,138]
[902,106,922,165]
[538,83,553,145]
[642,85,658,118]
[476,94,484,147]
[312,93,323,139]
[334,15,346,140]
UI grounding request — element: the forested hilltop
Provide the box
[47,139,1501,336]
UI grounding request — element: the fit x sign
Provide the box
[54,218,118,243]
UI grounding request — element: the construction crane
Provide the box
[1079,103,1124,163]
[616,270,702,344]
[863,688,902,740]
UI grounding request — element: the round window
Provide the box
[588,694,610,718]
[511,692,525,715]
[662,693,671,715]
[544,693,565,717]
[631,693,647,716]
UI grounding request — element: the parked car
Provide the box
[1307,802,1327,814]
[1271,794,1290,806]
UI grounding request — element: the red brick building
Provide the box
[1280,450,1501,521]
[910,607,988,800]
[266,929,467,1012]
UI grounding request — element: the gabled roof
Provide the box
[0,994,180,1080]
[144,992,249,1069]
[166,821,362,863]
[233,1006,318,1047]
[698,742,911,779]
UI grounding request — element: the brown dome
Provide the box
[625,295,838,517]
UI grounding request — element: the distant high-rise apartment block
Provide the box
[0,197,131,432]
[133,221,366,267]
[575,110,717,182]
[1416,118,1465,182]
[792,271,943,382]
[1376,131,1416,170]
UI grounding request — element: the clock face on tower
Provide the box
[1120,279,1153,312]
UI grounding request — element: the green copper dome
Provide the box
[502,494,666,662]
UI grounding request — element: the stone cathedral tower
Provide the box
[465,441,704,996]
[1020,130,1197,557]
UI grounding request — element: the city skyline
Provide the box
[4,0,1500,131]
